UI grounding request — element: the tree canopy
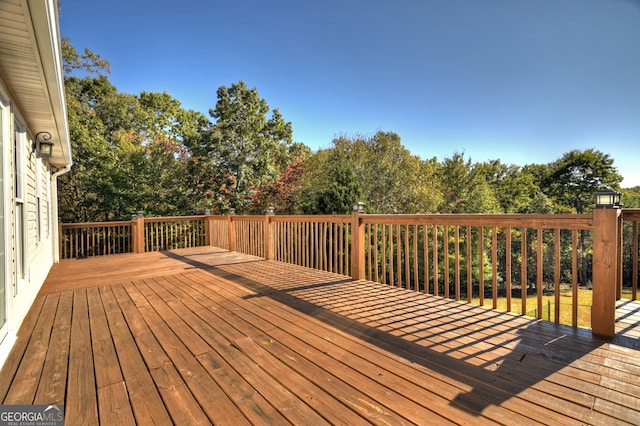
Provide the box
[59,38,632,222]
[189,81,294,214]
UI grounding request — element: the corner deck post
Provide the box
[591,206,621,337]
[131,212,145,253]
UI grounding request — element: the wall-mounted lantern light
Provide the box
[594,190,622,209]
[33,131,54,158]
[352,202,365,213]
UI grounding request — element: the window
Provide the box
[36,159,42,243]
[13,120,26,283]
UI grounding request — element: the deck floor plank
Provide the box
[86,286,136,424]
[194,270,578,426]
[3,294,59,405]
[111,284,216,425]
[171,269,520,425]
[0,247,639,425]
[228,260,640,425]
[0,295,46,402]
[99,285,174,425]
[155,275,313,426]
[34,291,72,405]
[158,273,408,426]
[65,290,99,425]
[210,260,632,426]
[157,274,340,423]
[122,281,253,425]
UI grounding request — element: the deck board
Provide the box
[99,285,174,425]
[1,247,639,425]
[34,291,72,405]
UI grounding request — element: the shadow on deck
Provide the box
[1,247,639,425]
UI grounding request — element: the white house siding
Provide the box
[0,81,56,367]
[0,0,71,369]
[0,85,8,362]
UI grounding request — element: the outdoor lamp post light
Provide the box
[33,131,54,157]
[594,190,622,209]
[266,206,275,215]
[352,202,365,213]
[229,208,236,215]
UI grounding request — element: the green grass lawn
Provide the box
[471,288,593,327]
[470,287,634,328]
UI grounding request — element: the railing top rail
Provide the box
[61,213,596,230]
[229,215,269,221]
[622,208,640,221]
[143,215,206,223]
[360,213,593,229]
[269,215,352,223]
[61,220,133,229]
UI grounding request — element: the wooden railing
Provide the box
[272,215,353,275]
[621,208,640,301]
[59,220,133,259]
[60,215,209,259]
[59,209,636,337]
[144,216,207,252]
[359,214,595,327]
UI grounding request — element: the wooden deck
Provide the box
[1,247,639,425]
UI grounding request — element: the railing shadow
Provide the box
[163,249,625,419]
[613,299,640,346]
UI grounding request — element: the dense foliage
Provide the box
[58,39,638,223]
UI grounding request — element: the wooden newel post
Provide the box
[265,207,275,260]
[591,206,621,337]
[350,202,365,280]
[228,215,236,252]
[204,209,213,247]
[132,211,145,253]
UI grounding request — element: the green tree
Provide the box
[542,149,622,287]
[299,132,440,214]
[192,81,293,213]
[60,75,119,221]
[622,186,640,208]
[545,149,622,213]
[361,132,440,213]
[438,153,500,213]
[475,160,549,213]
[60,40,208,221]
[316,165,362,214]
[61,37,110,75]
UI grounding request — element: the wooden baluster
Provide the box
[554,229,561,323]
[479,226,484,307]
[506,227,512,312]
[522,227,527,316]
[537,228,543,319]
[572,229,578,326]
[455,226,460,301]
[432,224,438,297]
[492,227,498,310]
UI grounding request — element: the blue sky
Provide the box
[59,0,640,187]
